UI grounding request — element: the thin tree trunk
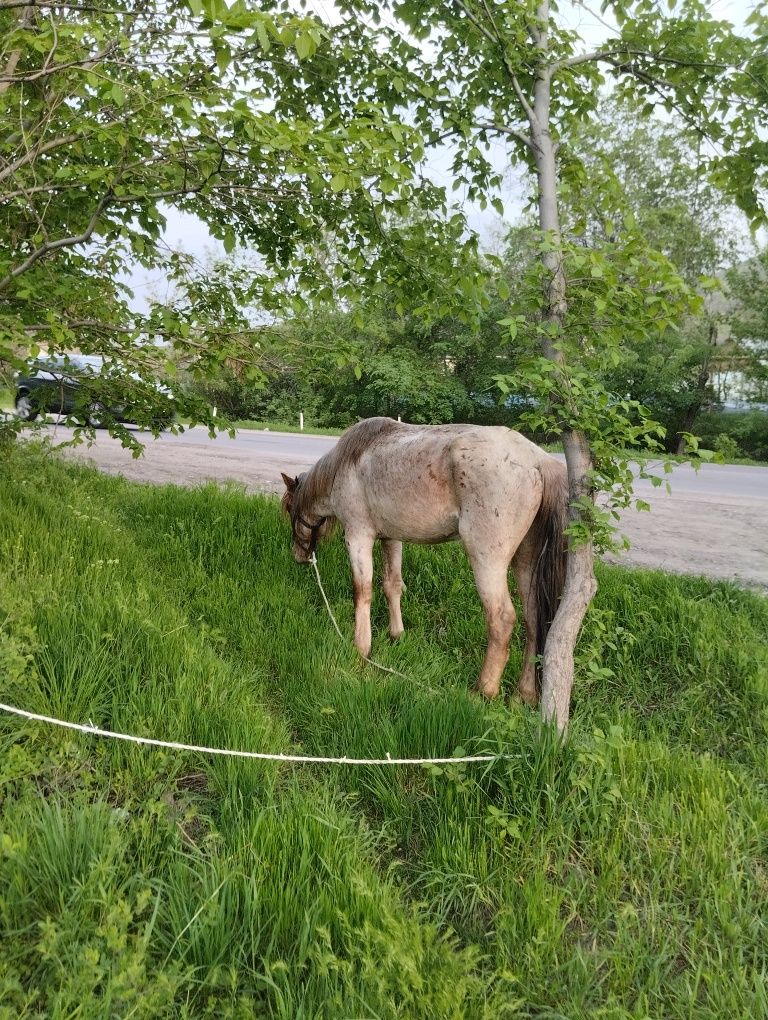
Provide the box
[527,3,597,731]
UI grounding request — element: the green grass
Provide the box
[1,446,767,1018]
[232,418,344,436]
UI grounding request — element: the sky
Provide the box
[124,0,758,312]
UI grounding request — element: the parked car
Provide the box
[14,354,174,429]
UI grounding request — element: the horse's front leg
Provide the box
[381,539,405,640]
[346,531,375,658]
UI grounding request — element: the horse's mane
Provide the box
[292,417,400,516]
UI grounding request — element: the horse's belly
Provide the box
[372,502,460,544]
[379,518,459,544]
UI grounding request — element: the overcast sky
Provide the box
[125,0,756,312]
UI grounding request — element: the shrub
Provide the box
[712,432,742,459]
[692,410,768,461]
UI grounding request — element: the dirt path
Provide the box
[601,490,767,590]
[55,426,768,591]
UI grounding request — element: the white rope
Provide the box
[309,553,409,680]
[309,552,345,640]
[0,703,499,765]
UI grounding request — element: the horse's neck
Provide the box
[301,462,334,517]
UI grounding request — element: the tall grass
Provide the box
[1,446,766,1018]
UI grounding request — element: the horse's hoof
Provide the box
[471,682,499,700]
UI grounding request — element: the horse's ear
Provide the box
[281,472,297,492]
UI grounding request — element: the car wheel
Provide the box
[15,392,38,421]
[86,402,107,428]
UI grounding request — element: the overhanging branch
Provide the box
[0,190,113,292]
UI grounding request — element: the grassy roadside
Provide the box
[232,418,344,436]
[1,446,767,1017]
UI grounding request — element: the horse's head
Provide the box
[280,471,331,564]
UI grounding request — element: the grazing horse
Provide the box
[281,417,568,704]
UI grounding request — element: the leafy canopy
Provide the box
[0,0,487,444]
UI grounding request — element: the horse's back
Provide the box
[333,419,557,543]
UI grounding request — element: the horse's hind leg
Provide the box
[511,535,539,707]
[381,539,405,640]
[461,490,539,699]
[464,547,517,700]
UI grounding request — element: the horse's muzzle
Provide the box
[292,544,311,564]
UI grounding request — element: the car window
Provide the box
[68,355,104,374]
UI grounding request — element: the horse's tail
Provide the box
[531,458,569,693]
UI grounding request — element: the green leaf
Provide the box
[216,46,230,74]
[255,20,271,52]
[294,32,317,60]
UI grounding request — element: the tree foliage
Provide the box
[507,96,754,448]
[0,0,486,444]
[726,248,768,404]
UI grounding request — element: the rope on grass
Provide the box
[0,703,500,766]
[309,552,409,680]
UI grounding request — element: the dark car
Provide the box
[15,354,174,429]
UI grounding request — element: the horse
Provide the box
[281,417,568,704]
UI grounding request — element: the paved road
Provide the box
[45,423,768,589]
[629,458,768,501]
[153,425,768,502]
[155,424,339,458]
[48,422,768,497]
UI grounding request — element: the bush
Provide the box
[188,367,329,425]
[712,433,742,459]
[692,410,768,461]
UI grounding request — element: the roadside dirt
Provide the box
[600,491,768,590]
[57,428,768,591]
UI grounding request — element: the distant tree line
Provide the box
[189,99,767,459]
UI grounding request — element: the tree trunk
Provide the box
[527,5,598,732]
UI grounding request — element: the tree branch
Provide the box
[0,45,116,84]
[0,133,81,185]
[0,190,113,292]
[550,45,733,75]
[510,73,538,127]
[0,3,35,97]
[452,0,539,128]
[475,121,535,151]
[550,47,631,72]
[451,0,498,48]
